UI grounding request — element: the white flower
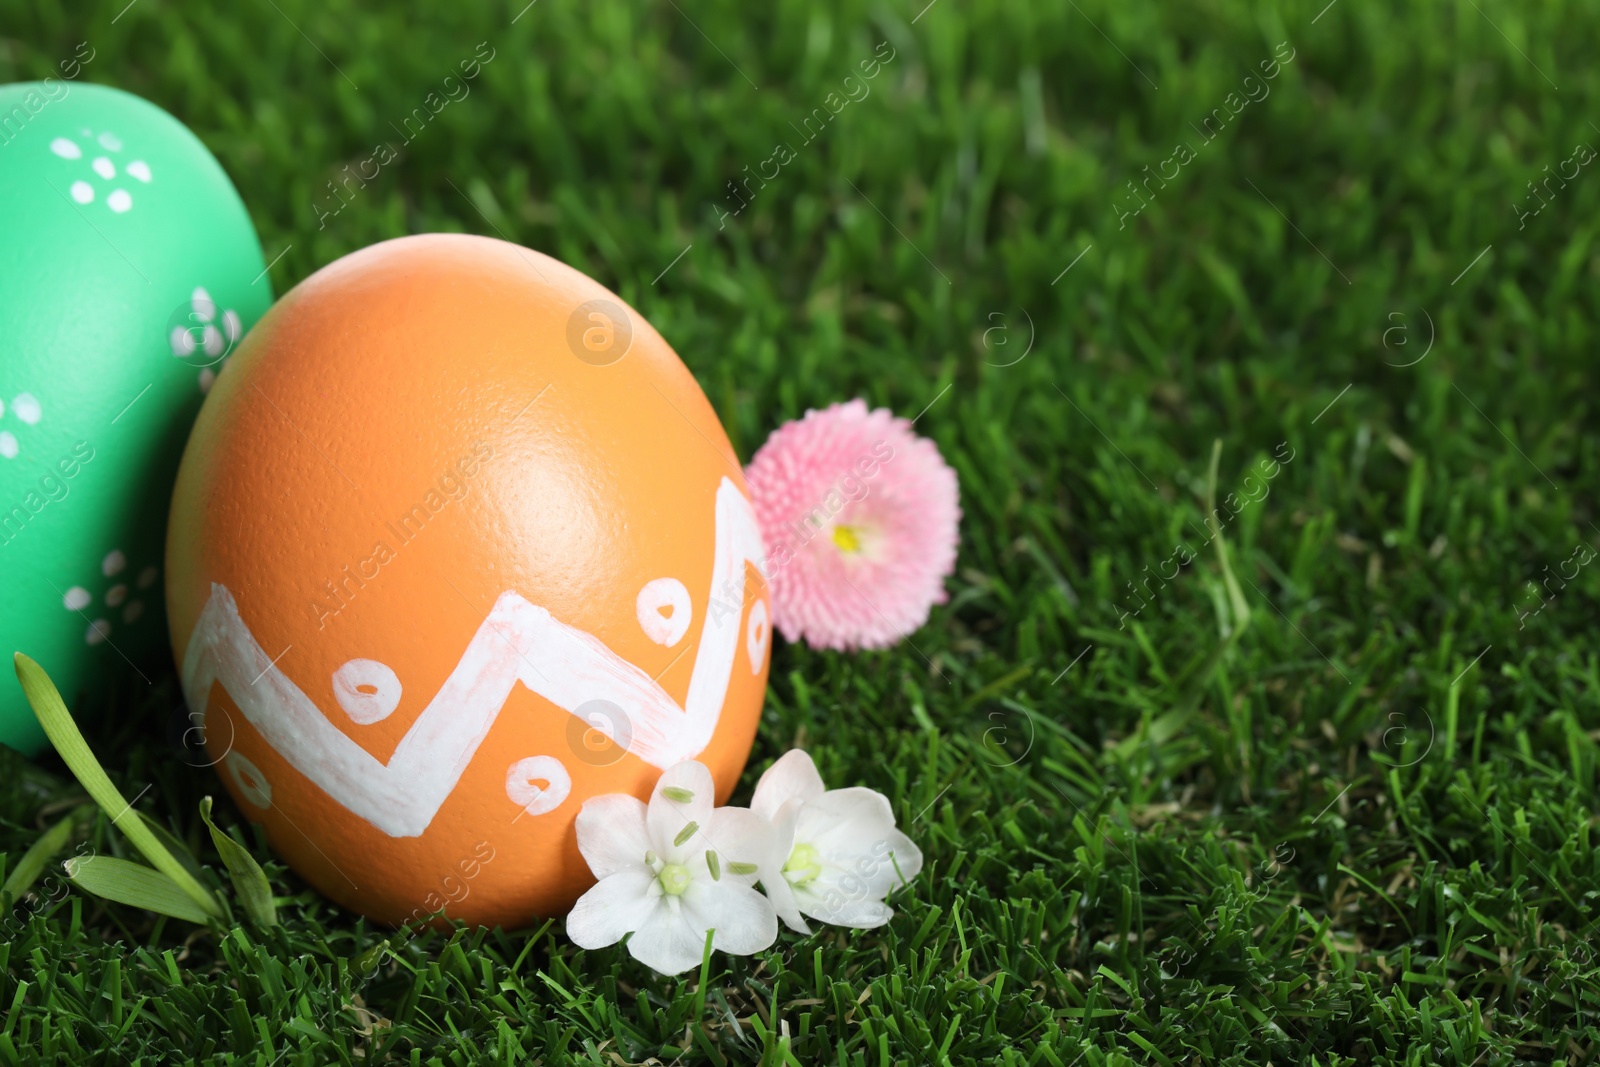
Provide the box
[750,750,922,933]
[566,760,778,975]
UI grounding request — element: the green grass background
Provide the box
[3,0,1600,1062]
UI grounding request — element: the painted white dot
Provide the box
[332,659,403,725]
[505,755,572,816]
[97,132,122,151]
[91,156,115,179]
[105,584,128,607]
[102,549,126,576]
[137,566,158,589]
[50,137,82,159]
[70,180,93,204]
[85,619,112,646]
[126,160,151,182]
[198,368,216,393]
[122,600,144,624]
[12,394,40,425]
[106,189,132,213]
[0,432,17,459]
[169,325,197,357]
[225,752,272,808]
[191,287,215,323]
[223,309,242,343]
[63,587,91,611]
[636,576,692,647]
[747,599,770,673]
[0,398,6,418]
[201,324,224,356]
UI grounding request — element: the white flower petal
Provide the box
[798,787,898,851]
[774,797,800,849]
[787,821,922,931]
[761,873,810,935]
[871,828,924,887]
[567,868,661,949]
[758,798,810,932]
[624,897,721,975]
[647,760,715,861]
[574,793,650,878]
[820,827,923,900]
[750,749,826,821]
[795,888,895,929]
[680,880,779,957]
[703,806,775,886]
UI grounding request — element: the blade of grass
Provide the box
[1205,439,1252,633]
[13,653,225,921]
[63,855,213,924]
[137,813,207,886]
[1,803,92,904]
[199,797,277,927]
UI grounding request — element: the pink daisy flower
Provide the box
[744,399,960,651]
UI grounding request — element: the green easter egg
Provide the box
[0,81,271,754]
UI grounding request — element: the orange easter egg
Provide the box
[166,234,771,928]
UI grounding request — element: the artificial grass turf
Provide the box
[2,0,1600,1061]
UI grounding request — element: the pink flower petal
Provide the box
[745,399,960,651]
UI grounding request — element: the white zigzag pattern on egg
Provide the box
[180,478,769,838]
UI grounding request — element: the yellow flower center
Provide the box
[832,524,863,554]
[782,843,823,887]
[658,863,692,896]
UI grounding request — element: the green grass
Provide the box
[4,0,1600,1062]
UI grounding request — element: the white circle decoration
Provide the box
[12,394,41,424]
[332,659,403,725]
[505,755,572,816]
[122,601,143,624]
[226,751,273,808]
[137,565,158,589]
[747,599,770,673]
[63,587,91,611]
[126,160,152,182]
[92,156,115,179]
[85,619,111,645]
[102,549,126,576]
[106,189,132,213]
[97,131,122,151]
[70,181,93,204]
[635,576,692,647]
[105,584,128,607]
[0,433,16,459]
[50,137,81,159]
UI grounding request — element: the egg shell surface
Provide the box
[0,81,269,754]
[166,233,772,927]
